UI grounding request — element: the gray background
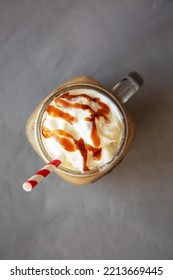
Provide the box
[0,0,173,259]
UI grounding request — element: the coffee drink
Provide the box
[26,74,143,185]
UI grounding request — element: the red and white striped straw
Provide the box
[23,159,61,192]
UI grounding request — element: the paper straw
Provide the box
[23,159,61,192]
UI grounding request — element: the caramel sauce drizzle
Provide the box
[43,127,91,171]
[47,105,76,124]
[43,92,110,171]
[58,93,110,123]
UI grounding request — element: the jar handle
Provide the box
[111,72,144,103]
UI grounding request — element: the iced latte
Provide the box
[26,74,143,185]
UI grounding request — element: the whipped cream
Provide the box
[41,88,123,172]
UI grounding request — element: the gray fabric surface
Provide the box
[0,0,173,259]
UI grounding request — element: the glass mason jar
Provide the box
[26,73,143,185]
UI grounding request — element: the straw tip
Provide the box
[23,182,32,192]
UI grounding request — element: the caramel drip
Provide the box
[84,116,100,148]
[85,144,102,161]
[58,93,110,122]
[55,98,95,115]
[42,126,89,171]
[55,92,110,148]
[47,105,76,124]
[43,92,111,171]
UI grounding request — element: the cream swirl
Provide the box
[41,88,123,172]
